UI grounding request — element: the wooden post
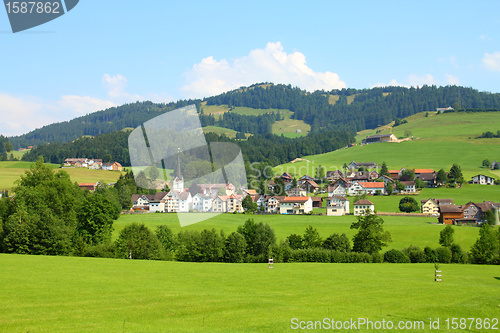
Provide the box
[435,270,441,282]
[268,258,274,269]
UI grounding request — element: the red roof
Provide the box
[414,169,434,174]
[359,182,385,188]
[282,196,310,203]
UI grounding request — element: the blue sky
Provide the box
[1,0,500,136]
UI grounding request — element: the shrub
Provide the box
[371,252,384,263]
[115,223,166,260]
[84,243,118,258]
[424,246,437,263]
[435,246,452,263]
[450,244,468,264]
[384,249,411,263]
[402,245,427,263]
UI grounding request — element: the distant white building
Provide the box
[192,193,213,212]
[327,196,349,216]
[468,174,495,185]
[353,199,375,216]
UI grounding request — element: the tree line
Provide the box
[9,83,500,150]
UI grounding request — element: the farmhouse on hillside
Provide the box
[468,174,495,185]
[326,196,349,216]
[361,134,398,144]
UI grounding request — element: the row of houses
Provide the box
[64,158,123,171]
[421,198,500,225]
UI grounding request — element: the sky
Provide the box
[1,0,500,137]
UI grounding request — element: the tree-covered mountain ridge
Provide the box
[10,82,500,149]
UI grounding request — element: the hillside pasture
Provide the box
[0,161,124,191]
[0,254,498,332]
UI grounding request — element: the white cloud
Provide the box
[0,73,147,137]
[445,74,460,85]
[181,42,346,98]
[408,74,435,87]
[371,79,409,88]
[102,73,143,103]
[483,51,500,71]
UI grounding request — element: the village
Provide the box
[123,157,499,225]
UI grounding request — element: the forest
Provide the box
[9,83,500,149]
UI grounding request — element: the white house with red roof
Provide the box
[353,199,375,216]
[279,196,312,214]
[348,181,385,196]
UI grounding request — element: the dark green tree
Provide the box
[155,225,176,255]
[273,177,286,196]
[386,182,393,195]
[302,225,322,248]
[224,231,247,263]
[399,169,415,181]
[351,211,391,254]
[380,161,389,176]
[438,225,454,248]
[436,168,448,184]
[76,193,116,245]
[286,233,303,250]
[199,228,225,262]
[242,195,257,212]
[483,210,496,226]
[399,196,419,213]
[2,157,83,255]
[482,159,491,168]
[236,219,276,257]
[115,223,166,260]
[322,233,351,252]
[470,224,499,264]
[448,164,464,184]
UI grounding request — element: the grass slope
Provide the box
[1,254,498,332]
[275,112,500,180]
[0,161,124,191]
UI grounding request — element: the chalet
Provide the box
[327,183,347,197]
[491,161,499,169]
[388,170,400,180]
[78,181,101,192]
[348,161,378,170]
[300,179,320,193]
[102,162,122,171]
[287,187,307,197]
[279,196,312,215]
[298,175,314,183]
[377,174,395,185]
[131,194,151,210]
[326,170,345,182]
[439,204,463,225]
[326,196,349,216]
[192,193,213,212]
[353,199,375,216]
[242,189,258,198]
[253,195,266,209]
[280,172,293,183]
[164,190,192,213]
[199,183,236,197]
[213,194,243,213]
[265,196,285,213]
[437,106,454,112]
[468,174,495,185]
[362,134,398,144]
[348,181,385,196]
[311,197,323,208]
[421,199,439,215]
[400,181,416,193]
[414,169,435,176]
[417,173,437,187]
[351,171,371,181]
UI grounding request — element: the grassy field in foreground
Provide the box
[114,213,489,252]
[0,161,124,191]
[1,254,498,332]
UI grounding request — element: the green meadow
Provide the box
[274,112,500,180]
[1,254,498,332]
[0,161,124,191]
[114,212,489,252]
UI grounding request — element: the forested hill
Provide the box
[9,83,500,149]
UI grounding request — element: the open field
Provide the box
[274,112,500,180]
[1,254,498,332]
[272,118,311,137]
[0,161,124,191]
[203,126,245,138]
[114,213,490,252]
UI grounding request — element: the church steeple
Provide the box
[173,148,184,191]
